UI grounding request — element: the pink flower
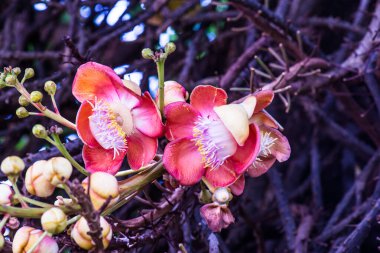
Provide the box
[200,203,235,232]
[163,85,260,187]
[247,90,291,177]
[73,62,163,174]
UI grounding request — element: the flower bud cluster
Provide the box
[25,157,72,197]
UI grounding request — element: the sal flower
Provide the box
[247,90,291,177]
[163,85,260,187]
[73,62,163,174]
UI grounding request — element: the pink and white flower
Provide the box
[73,62,163,174]
[163,85,260,187]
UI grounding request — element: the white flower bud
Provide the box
[212,187,232,205]
[43,157,72,186]
[41,207,67,234]
[1,156,25,177]
[25,160,55,197]
[0,183,13,205]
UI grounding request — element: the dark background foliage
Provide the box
[0,0,379,252]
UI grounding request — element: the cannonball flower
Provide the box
[25,160,56,197]
[13,226,58,253]
[82,172,119,210]
[73,62,163,174]
[71,216,112,250]
[163,85,260,187]
[247,90,291,177]
[0,183,13,205]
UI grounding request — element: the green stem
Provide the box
[67,215,80,225]
[51,133,89,176]
[104,161,164,215]
[27,231,48,253]
[21,196,52,208]
[156,60,165,116]
[60,183,77,201]
[115,162,157,177]
[11,179,28,208]
[0,204,80,219]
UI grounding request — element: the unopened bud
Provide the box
[0,183,13,205]
[30,91,43,103]
[71,217,112,250]
[82,172,119,210]
[5,75,16,86]
[41,207,67,234]
[165,42,176,55]
[141,48,154,59]
[212,187,232,205]
[13,67,21,76]
[43,157,72,186]
[25,160,55,197]
[24,68,35,79]
[13,226,58,253]
[1,156,25,177]
[44,81,57,96]
[18,95,29,106]
[16,107,29,118]
[198,188,212,204]
[32,124,48,139]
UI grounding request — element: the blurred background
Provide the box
[0,0,379,252]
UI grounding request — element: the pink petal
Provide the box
[76,101,100,148]
[230,175,245,196]
[190,85,227,118]
[82,145,125,175]
[250,111,279,129]
[247,157,276,177]
[228,124,261,174]
[132,92,163,138]
[72,62,122,103]
[205,161,237,187]
[254,90,274,113]
[164,102,200,141]
[163,138,205,185]
[126,130,158,170]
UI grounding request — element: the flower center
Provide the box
[192,116,237,170]
[258,131,277,158]
[89,99,133,158]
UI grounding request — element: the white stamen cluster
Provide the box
[89,99,127,158]
[258,131,277,158]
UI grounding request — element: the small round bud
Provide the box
[24,68,35,79]
[16,107,29,118]
[1,156,25,177]
[141,48,154,59]
[165,42,176,55]
[5,75,16,86]
[13,226,58,253]
[13,67,21,76]
[25,160,55,197]
[44,81,57,96]
[71,217,112,250]
[82,172,119,210]
[30,91,43,103]
[32,124,48,139]
[212,187,232,205]
[41,207,67,234]
[43,157,72,186]
[0,183,13,205]
[18,95,29,106]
